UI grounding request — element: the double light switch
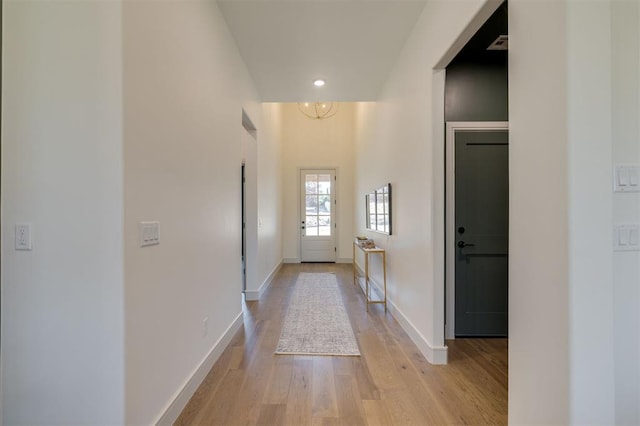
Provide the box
[614,165,640,192]
[613,164,640,251]
[614,224,640,252]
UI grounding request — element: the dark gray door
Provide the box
[455,130,508,337]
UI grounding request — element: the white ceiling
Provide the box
[217,0,427,102]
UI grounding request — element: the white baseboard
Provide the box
[284,257,351,264]
[155,313,244,425]
[245,260,282,301]
[353,263,448,365]
[386,298,448,365]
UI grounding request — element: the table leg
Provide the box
[352,242,356,285]
[365,252,369,312]
[382,251,387,313]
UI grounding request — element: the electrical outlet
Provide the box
[15,223,32,250]
[202,317,208,337]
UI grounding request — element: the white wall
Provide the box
[122,1,280,423]
[281,103,355,263]
[508,1,571,422]
[352,0,490,364]
[356,1,634,422]
[566,2,615,422]
[612,2,640,424]
[509,0,636,423]
[2,1,281,423]
[242,104,283,300]
[256,103,284,291]
[1,1,125,423]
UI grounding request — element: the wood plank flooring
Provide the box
[176,263,508,425]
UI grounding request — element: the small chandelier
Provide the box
[298,102,338,120]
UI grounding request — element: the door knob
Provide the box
[457,241,475,248]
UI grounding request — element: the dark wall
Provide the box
[445,59,508,122]
[445,1,508,122]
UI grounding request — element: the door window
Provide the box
[304,174,332,236]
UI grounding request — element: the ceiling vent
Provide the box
[487,35,509,51]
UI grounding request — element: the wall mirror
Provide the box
[366,183,392,235]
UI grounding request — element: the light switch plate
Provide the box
[614,165,640,192]
[614,224,640,251]
[139,221,160,247]
[15,223,32,250]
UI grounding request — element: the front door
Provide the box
[455,130,509,336]
[300,169,336,262]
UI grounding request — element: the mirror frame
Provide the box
[365,183,392,235]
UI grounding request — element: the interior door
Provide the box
[455,130,508,336]
[300,169,336,262]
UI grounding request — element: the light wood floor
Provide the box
[176,263,508,425]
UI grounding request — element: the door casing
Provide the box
[241,114,258,299]
[445,121,508,339]
[241,162,246,293]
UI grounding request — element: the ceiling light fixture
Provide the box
[313,79,326,87]
[298,102,339,120]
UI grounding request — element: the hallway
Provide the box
[176,263,508,425]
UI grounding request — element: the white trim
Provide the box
[353,261,364,279]
[284,257,351,264]
[352,261,447,365]
[155,313,244,425]
[0,337,3,424]
[298,167,338,262]
[432,69,447,352]
[244,260,283,301]
[445,122,509,339]
[388,298,448,365]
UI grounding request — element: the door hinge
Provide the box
[334,247,337,252]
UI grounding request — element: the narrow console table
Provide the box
[352,241,387,312]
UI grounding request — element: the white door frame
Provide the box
[241,112,258,300]
[298,167,338,262]
[445,121,509,339]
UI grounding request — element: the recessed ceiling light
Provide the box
[313,79,326,87]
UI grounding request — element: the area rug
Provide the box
[275,272,361,356]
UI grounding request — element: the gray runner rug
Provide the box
[275,272,361,356]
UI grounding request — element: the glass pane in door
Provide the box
[305,215,318,236]
[300,169,336,262]
[305,195,318,214]
[318,174,331,195]
[318,215,331,236]
[306,175,318,193]
[304,173,332,237]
